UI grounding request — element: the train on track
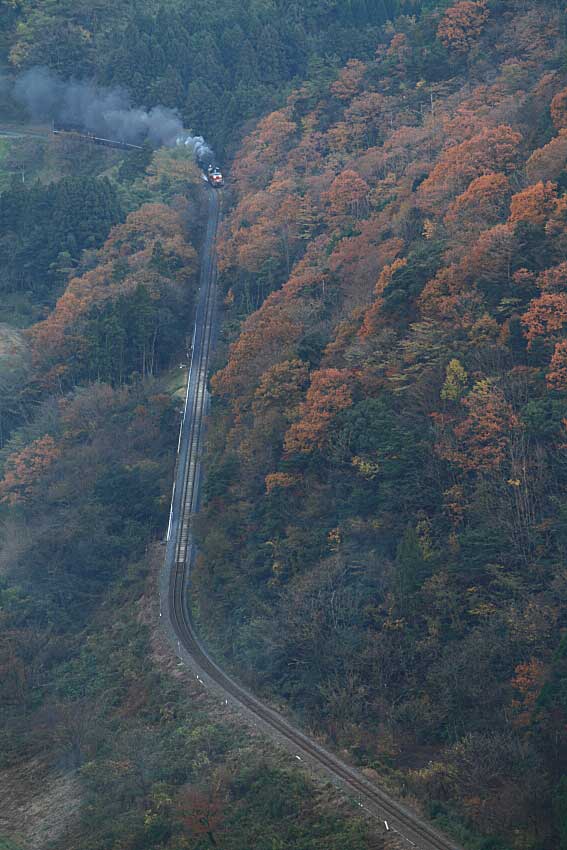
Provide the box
[51,122,143,151]
[51,122,226,185]
[206,164,224,187]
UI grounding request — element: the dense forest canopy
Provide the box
[0,141,374,847]
[1,0,428,152]
[1,0,567,848]
[0,177,122,298]
[193,1,567,847]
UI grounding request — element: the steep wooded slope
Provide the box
[0,149,375,849]
[197,2,567,847]
[0,0,417,152]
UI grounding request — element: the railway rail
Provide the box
[161,185,462,850]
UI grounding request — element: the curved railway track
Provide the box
[161,185,462,850]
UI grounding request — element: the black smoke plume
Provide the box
[13,66,212,158]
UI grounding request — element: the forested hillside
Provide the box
[0,0,416,152]
[0,0,411,845]
[0,143,375,847]
[195,2,567,847]
[2,0,567,848]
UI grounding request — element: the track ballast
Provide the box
[161,185,462,850]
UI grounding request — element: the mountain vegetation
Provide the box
[193,2,567,847]
[1,0,566,848]
[0,177,122,303]
[1,0,419,153]
[0,147,373,848]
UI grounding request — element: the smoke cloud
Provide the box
[13,66,213,158]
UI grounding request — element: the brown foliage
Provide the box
[546,340,567,391]
[197,19,567,847]
[445,173,511,231]
[437,0,489,53]
[359,257,408,338]
[550,86,567,130]
[509,181,557,227]
[265,472,301,494]
[212,300,304,401]
[284,369,354,454]
[0,435,60,505]
[437,379,519,473]
[330,59,366,101]
[324,169,370,221]
[536,262,567,293]
[419,263,482,327]
[27,203,196,375]
[521,292,567,344]
[176,787,224,846]
[511,659,546,727]
[418,126,522,213]
[232,108,297,192]
[469,224,516,283]
[328,228,404,305]
[387,32,412,77]
[444,173,512,256]
[252,358,309,423]
[525,130,567,183]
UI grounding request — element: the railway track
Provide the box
[161,186,462,850]
[0,126,50,140]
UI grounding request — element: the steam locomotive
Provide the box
[206,164,224,187]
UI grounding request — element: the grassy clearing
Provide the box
[165,363,189,401]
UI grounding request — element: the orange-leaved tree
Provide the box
[445,172,512,232]
[418,262,482,326]
[418,126,522,213]
[359,257,408,338]
[284,368,354,454]
[176,787,224,847]
[509,181,558,227]
[330,59,366,101]
[436,379,519,473]
[550,87,567,130]
[265,472,301,494]
[437,0,489,54]
[324,169,371,223]
[525,130,567,183]
[510,659,547,728]
[469,223,516,283]
[546,340,567,391]
[522,292,567,344]
[0,435,60,506]
[536,262,567,293]
[211,299,304,402]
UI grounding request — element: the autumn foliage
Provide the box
[437,1,489,53]
[27,200,197,386]
[199,5,567,846]
[550,87,567,130]
[436,380,519,473]
[418,125,522,213]
[0,435,60,505]
[283,368,353,454]
[509,181,557,226]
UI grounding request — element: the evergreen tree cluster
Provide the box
[2,0,423,152]
[0,176,122,300]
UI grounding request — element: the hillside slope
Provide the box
[196,2,567,847]
[0,149,377,849]
[0,0,416,152]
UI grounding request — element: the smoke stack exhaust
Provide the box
[13,66,213,159]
